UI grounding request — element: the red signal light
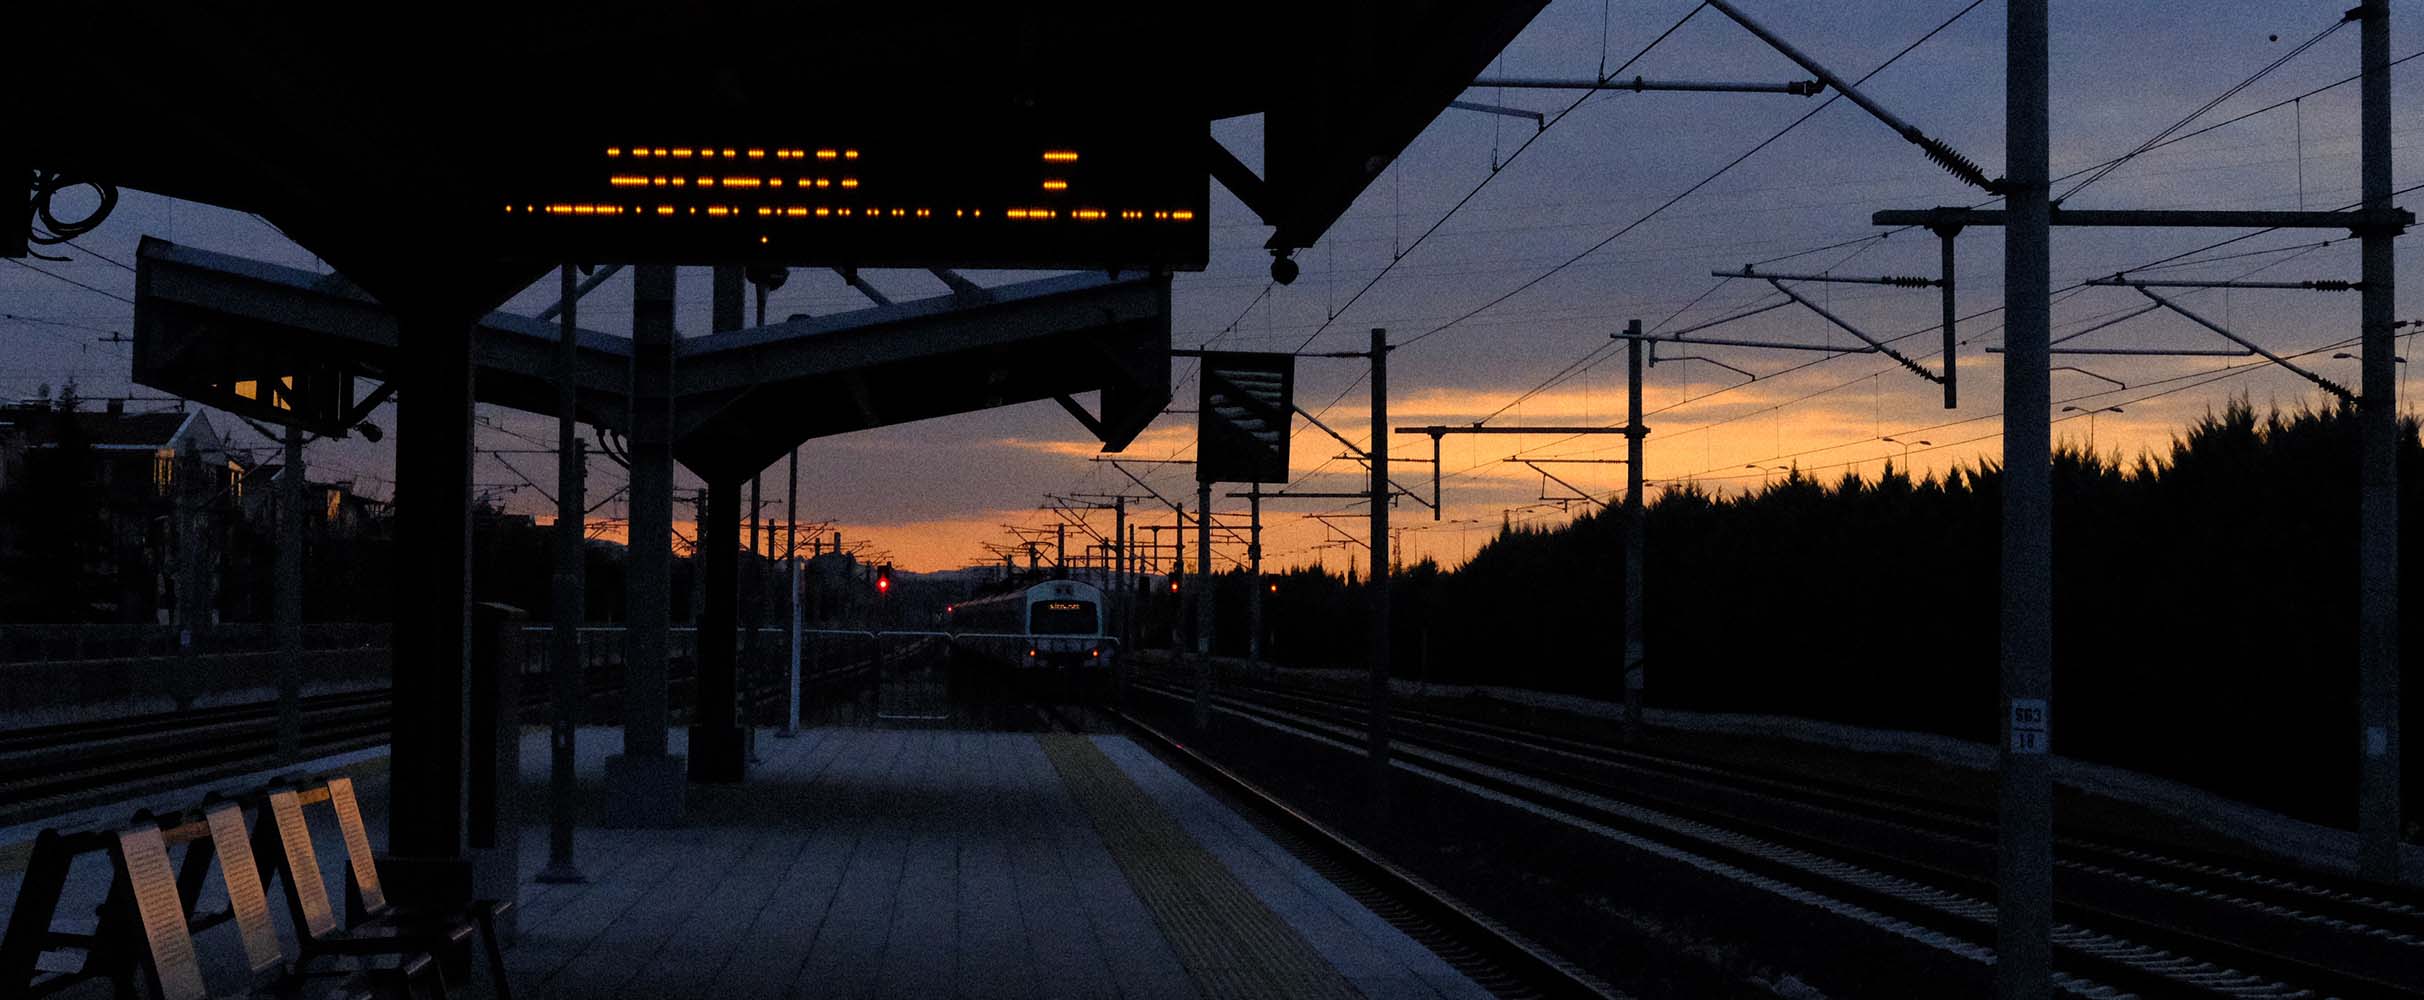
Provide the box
[875,563,893,594]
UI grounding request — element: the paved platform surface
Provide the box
[3,725,1487,999]
[506,727,1489,999]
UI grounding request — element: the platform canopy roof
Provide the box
[133,239,1171,479]
[24,2,1548,316]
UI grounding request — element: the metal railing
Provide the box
[0,623,389,665]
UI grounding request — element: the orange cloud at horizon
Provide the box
[536,356,2357,579]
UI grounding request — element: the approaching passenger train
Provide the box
[947,578,1116,670]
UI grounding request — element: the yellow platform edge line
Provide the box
[1038,733,1365,1000]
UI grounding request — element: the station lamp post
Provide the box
[1744,463,1790,488]
[1879,437,1932,474]
[2060,406,2122,450]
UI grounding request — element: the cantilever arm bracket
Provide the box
[1765,278,1945,384]
[1703,0,2001,193]
[1515,460,1613,510]
[2133,287,2355,403]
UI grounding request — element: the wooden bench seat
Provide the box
[107,816,427,1000]
[252,780,511,1000]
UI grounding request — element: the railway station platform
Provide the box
[503,725,1487,999]
[2,723,1489,999]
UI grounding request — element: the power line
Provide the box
[6,258,134,304]
[1390,0,1999,469]
[2060,15,2353,203]
[1508,179,2423,463]
[1,311,121,336]
[1656,240,2374,479]
[1662,330,2371,487]
[1290,1,1713,352]
[1616,46,2424,389]
[1391,0,1991,354]
[57,239,136,274]
[1425,225,2373,511]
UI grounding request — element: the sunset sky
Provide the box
[7,0,2420,573]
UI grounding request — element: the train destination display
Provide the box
[489,118,1208,272]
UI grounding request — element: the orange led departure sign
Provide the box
[492,126,1206,271]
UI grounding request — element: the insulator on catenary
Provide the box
[1910,133,2002,194]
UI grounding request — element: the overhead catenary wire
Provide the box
[1475,9,2000,429]
[1,312,122,337]
[1389,0,1992,355]
[56,239,136,274]
[1264,4,1994,512]
[1044,23,2421,570]
[2059,14,2355,203]
[1629,45,2422,358]
[1445,226,2390,513]
[1661,330,2373,487]
[1386,0,1987,360]
[6,258,134,304]
[1290,2,1713,353]
[1479,21,2408,433]
[1501,179,2424,466]
[1601,233,2373,480]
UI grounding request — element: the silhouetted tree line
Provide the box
[1215,400,2423,834]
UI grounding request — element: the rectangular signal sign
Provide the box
[487,116,1207,272]
[1197,352,1295,484]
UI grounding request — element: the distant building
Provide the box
[240,460,386,540]
[0,400,245,623]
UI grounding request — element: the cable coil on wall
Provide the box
[24,169,119,261]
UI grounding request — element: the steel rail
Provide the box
[1135,671,2424,999]
[1241,677,2424,941]
[0,650,888,827]
[1110,705,1628,1000]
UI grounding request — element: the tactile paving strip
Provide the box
[1039,734,1367,1000]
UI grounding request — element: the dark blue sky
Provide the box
[5,1,2417,570]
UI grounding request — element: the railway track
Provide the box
[0,655,886,830]
[1131,670,2424,999]
[1030,698,1625,1000]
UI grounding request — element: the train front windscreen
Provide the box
[1030,601,1099,636]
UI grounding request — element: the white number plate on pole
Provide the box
[2009,698,2049,754]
